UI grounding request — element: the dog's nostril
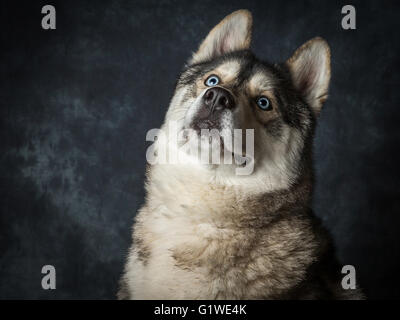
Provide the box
[219,96,227,107]
[205,90,214,101]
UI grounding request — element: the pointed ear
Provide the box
[286,37,331,115]
[190,10,252,64]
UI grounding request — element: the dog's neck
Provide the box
[146,163,312,225]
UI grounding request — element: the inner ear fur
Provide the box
[190,10,253,64]
[286,37,331,115]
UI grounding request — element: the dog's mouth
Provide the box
[179,118,252,169]
[190,118,221,133]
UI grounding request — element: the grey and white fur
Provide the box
[118,10,363,300]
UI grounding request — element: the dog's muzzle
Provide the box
[191,87,235,132]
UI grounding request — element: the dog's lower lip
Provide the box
[198,120,215,129]
[192,119,217,131]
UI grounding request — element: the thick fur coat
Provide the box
[118,10,363,299]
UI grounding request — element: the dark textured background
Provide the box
[1,0,399,299]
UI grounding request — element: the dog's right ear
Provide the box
[190,10,252,64]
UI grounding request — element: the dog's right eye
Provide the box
[205,75,220,87]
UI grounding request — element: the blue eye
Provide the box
[257,96,272,110]
[205,75,219,86]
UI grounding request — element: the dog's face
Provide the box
[161,10,330,191]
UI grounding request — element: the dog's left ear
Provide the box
[286,37,331,116]
[190,10,252,64]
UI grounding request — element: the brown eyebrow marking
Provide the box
[247,71,275,96]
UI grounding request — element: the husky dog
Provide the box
[118,10,363,299]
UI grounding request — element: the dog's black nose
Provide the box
[203,87,235,111]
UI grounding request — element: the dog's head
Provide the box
[159,10,330,192]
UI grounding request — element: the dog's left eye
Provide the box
[205,75,220,87]
[256,97,272,111]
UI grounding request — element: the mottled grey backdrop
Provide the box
[1,0,399,299]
